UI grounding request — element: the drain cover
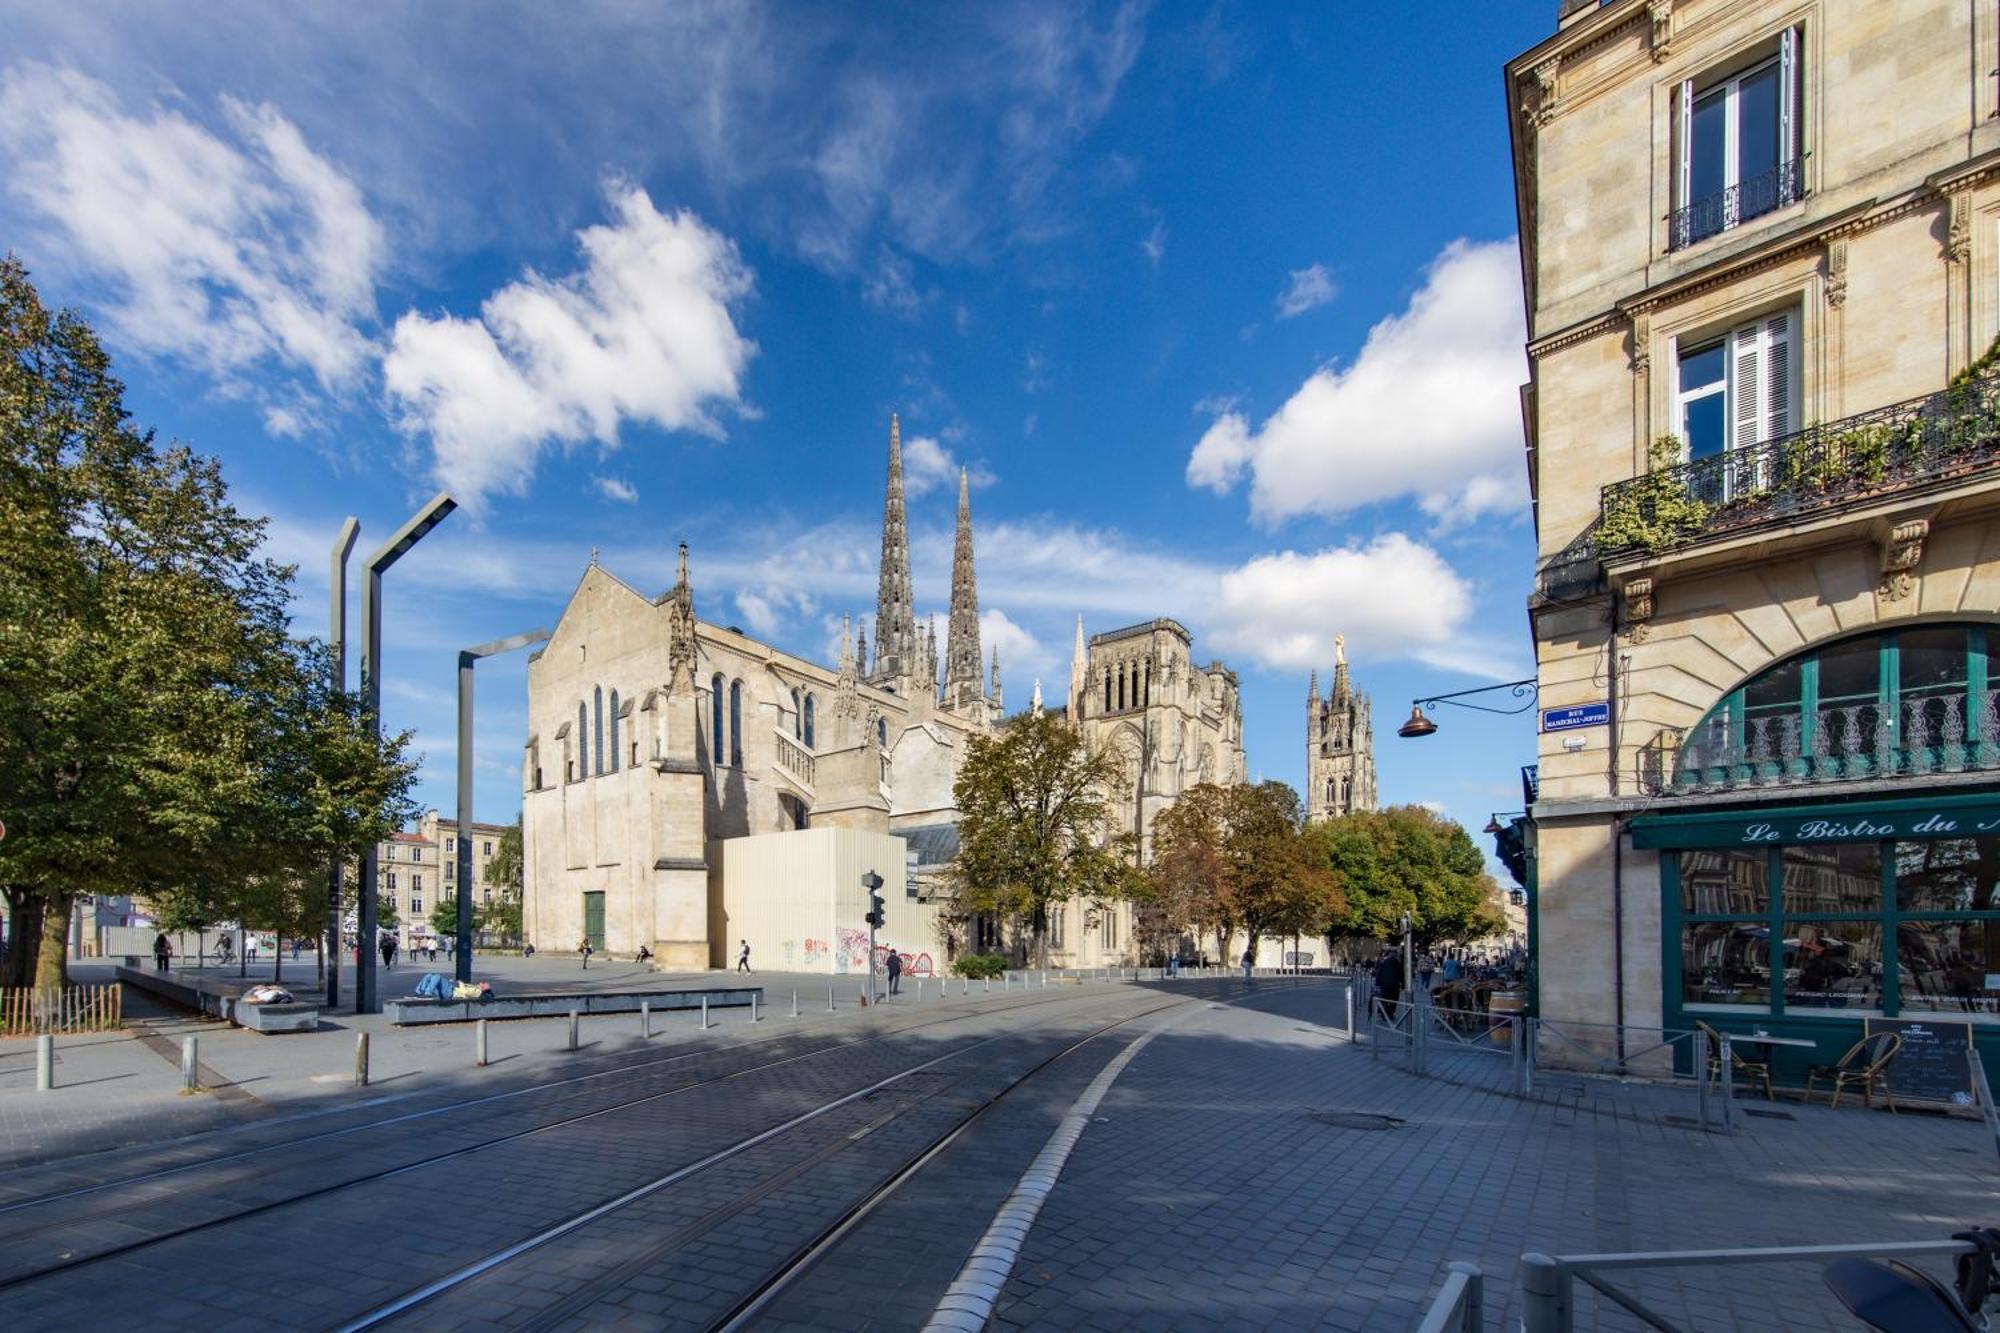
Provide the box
[1310,1111,1404,1131]
[1742,1108,1796,1121]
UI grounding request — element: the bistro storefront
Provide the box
[1643,791,2000,1097]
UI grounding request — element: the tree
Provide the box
[480,817,523,946]
[1313,805,1507,951]
[0,259,416,986]
[949,710,1130,968]
[1150,781,1341,963]
[429,893,461,940]
[478,896,522,948]
[1147,783,1237,962]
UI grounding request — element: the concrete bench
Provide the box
[116,966,321,1034]
[385,985,763,1026]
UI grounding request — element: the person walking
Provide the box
[737,939,751,974]
[1373,947,1404,1009]
[1241,947,1254,985]
[379,932,396,971]
[153,933,172,972]
[579,938,593,970]
[885,949,903,996]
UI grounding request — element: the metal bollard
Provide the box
[983,978,990,993]
[476,1019,490,1067]
[355,1031,370,1087]
[568,1009,580,1051]
[751,993,760,1023]
[1042,970,1048,988]
[962,978,969,996]
[827,985,835,1013]
[181,1035,200,1093]
[1518,1253,1569,1333]
[35,1034,53,1091]
[792,989,798,1018]
[701,996,709,1030]
[918,979,924,1001]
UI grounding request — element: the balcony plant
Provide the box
[1597,436,1712,555]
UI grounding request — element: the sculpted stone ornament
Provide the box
[1532,57,1561,128]
[1947,194,1972,267]
[1623,576,1655,641]
[1824,238,1849,308]
[1879,520,1929,601]
[1648,0,1673,62]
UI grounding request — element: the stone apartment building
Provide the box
[374,810,513,943]
[1511,0,2000,1080]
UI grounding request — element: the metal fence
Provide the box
[1,984,123,1036]
[1413,1262,1483,1333]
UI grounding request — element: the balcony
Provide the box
[1651,688,2000,796]
[1596,371,2000,561]
[1668,159,1805,252]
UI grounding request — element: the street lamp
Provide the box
[455,627,550,982]
[325,517,359,1008]
[1397,677,1539,738]
[356,492,457,1014]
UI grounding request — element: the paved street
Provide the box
[0,975,1994,1330]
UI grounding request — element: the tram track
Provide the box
[0,982,1218,1297]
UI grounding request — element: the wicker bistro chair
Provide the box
[1696,1020,1775,1101]
[1803,1032,1901,1112]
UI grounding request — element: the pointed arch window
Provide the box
[609,690,621,772]
[577,701,589,778]
[804,695,816,749]
[711,673,725,767]
[593,686,605,776]
[729,679,744,767]
[1144,660,1152,707]
[791,688,802,739]
[877,716,888,749]
[1102,669,1111,715]
[1117,664,1126,712]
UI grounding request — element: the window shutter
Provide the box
[1728,321,1763,451]
[1763,313,1793,441]
[1676,78,1693,209]
[1778,28,1797,167]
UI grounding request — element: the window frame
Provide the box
[1673,27,1801,250]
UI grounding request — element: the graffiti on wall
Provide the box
[782,939,796,965]
[801,937,827,967]
[836,928,871,974]
[873,945,935,977]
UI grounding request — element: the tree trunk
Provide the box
[1,888,45,988]
[34,892,74,990]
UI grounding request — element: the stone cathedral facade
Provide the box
[1306,637,1376,823]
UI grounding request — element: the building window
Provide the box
[412,896,422,914]
[791,688,802,738]
[593,686,605,776]
[483,841,493,856]
[1676,623,1992,789]
[877,717,888,749]
[414,874,423,893]
[1674,310,1793,494]
[729,679,744,767]
[1050,905,1065,950]
[578,702,589,777]
[387,872,398,891]
[1673,29,1800,249]
[609,690,621,772]
[804,695,815,749]
[445,837,455,854]
[1101,909,1117,950]
[711,673,725,766]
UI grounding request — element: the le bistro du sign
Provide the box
[1631,795,2000,850]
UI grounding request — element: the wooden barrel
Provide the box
[1489,990,1525,1047]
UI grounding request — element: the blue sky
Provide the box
[2,2,1551,847]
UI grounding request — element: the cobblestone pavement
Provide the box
[0,977,1242,1331]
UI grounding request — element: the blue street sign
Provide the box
[1541,701,1610,733]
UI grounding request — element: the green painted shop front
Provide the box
[1641,789,2000,1095]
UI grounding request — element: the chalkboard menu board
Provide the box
[1864,1018,1975,1106]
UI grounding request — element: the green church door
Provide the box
[582,891,606,953]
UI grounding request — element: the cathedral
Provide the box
[518,416,1247,970]
[1306,636,1377,822]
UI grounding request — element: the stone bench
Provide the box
[385,985,763,1026]
[116,966,321,1034]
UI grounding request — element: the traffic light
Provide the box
[862,871,885,928]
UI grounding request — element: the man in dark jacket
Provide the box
[1373,947,1404,1008]
[885,949,903,996]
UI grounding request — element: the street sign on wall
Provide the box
[1540,701,1610,733]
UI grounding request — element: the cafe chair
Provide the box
[1696,1020,1775,1100]
[1803,1032,1901,1113]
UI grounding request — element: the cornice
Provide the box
[1929,143,2000,195]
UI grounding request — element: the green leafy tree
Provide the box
[949,711,1129,968]
[0,259,416,986]
[429,892,463,940]
[1313,805,1507,951]
[479,817,524,946]
[478,896,522,947]
[1151,781,1341,963]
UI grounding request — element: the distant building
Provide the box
[1306,635,1376,823]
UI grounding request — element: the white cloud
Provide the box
[1140,218,1166,266]
[383,180,756,504]
[0,63,382,396]
[1209,534,1494,675]
[592,475,639,504]
[862,247,924,318]
[1274,262,1336,319]
[979,607,1051,685]
[1190,238,1528,526]
[902,433,994,497]
[736,590,782,639]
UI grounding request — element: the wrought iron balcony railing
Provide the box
[1669,158,1805,251]
[1657,688,2000,795]
[1596,371,2000,559]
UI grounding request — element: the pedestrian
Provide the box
[1373,947,1404,1008]
[523,942,536,959]
[1443,953,1462,984]
[153,933,172,972]
[1167,951,1180,979]
[291,938,302,961]
[886,949,903,995]
[635,944,653,963]
[380,933,395,971]
[579,938,593,969]
[737,939,751,974]
[1241,947,1254,984]
[1418,954,1436,993]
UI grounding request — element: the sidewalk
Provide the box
[995,983,2000,1332]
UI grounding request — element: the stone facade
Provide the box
[1509,0,2000,1047]
[1305,635,1377,823]
[371,812,512,944]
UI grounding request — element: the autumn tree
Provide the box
[1146,783,1237,962]
[0,258,415,987]
[949,710,1130,968]
[1151,781,1340,963]
[1312,805,1507,951]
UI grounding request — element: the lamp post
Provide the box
[356,492,457,1015]
[455,628,550,982]
[1396,677,1539,739]
[326,518,359,1008]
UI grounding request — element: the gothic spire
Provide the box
[944,465,982,700]
[855,619,869,678]
[873,413,915,684]
[1067,613,1087,725]
[989,644,1002,711]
